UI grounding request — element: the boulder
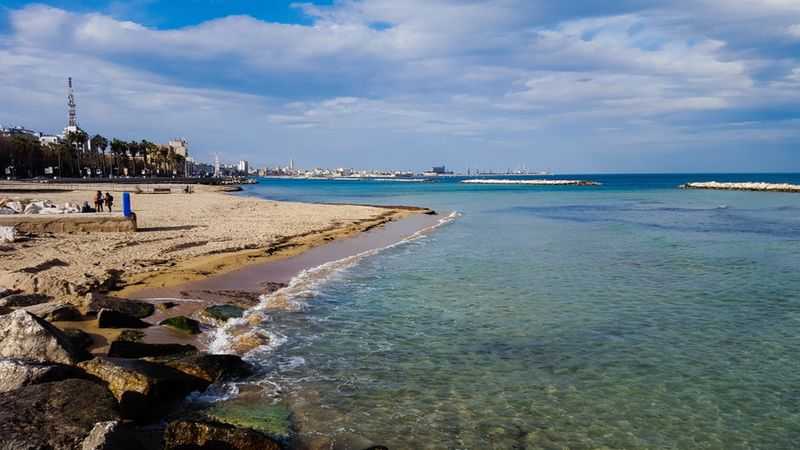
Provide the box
[0,357,82,393]
[25,301,83,322]
[81,420,146,450]
[163,419,282,450]
[160,315,202,335]
[142,353,248,383]
[0,292,52,307]
[86,294,155,319]
[0,310,89,364]
[156,301,177,311]
[98,308,151,329]
[63,327,94,349]
[78,357,208,422]
[0,379,120,449]
[117,329,145,342]
[201,304,246,322]
[0,306,11,316]
[107,340,198,359]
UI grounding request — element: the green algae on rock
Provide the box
[201,305,245,322]
[159,316,201,335]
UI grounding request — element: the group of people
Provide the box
[81,190,114,213]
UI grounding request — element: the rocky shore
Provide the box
[0,185,420,449]
[680,181,800,192]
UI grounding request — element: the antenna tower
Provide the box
[67,78,78,128]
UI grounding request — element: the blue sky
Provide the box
[1,0,799,173]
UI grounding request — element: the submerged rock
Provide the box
[160,315,202,335]
[0,310,89,364]
[78,357,208,422]
[62,327,94,349]
[0,379,119,449]
[201,304,246,322]
[86,294,155,319]
[205,402,292,438]
[164,419,281,450]
[142,353,248,383]
[25,301,83,322]
[107,340,198,359]
[0,357,82,393]
[98,308,151,329]
[0,292,52,307]
[81,420,146,450]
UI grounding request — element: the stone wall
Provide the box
[0,213,137,233]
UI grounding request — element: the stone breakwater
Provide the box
[680,181,800,193]
[460,179,601,186]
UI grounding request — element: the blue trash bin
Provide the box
[122,192,132,217]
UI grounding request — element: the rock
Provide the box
[25,301,83,322]
[86,294,155,319]
[201,304,246,322]
[0,306,11,316]
[164,419,281,450]
[63,327,94,349]
[0,379,120,449]
[0,310,89,364]
[0,357,82,393]
[78,357,208,422]
[108,340,198,359]
[0,292,52,307]
[160,315,201,334]
[204,402,292,438]
[81,420,146,450]
[98,308,151,329]
[117,329,145,342]
[156,301,177,311]
[142,353,248,383]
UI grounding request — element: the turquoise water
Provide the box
[235,175,800,449]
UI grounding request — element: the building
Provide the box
[237,160,249,174]
[169,139,188,158]
[424,165,454,176]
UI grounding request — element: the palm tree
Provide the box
[66,130,89,177]
[128,140,141,176]
[90,134,108,177]
[110,139,127,176]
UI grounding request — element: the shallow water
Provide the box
[223,174,800,449]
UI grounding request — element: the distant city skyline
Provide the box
[1,1,799,173]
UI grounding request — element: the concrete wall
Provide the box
[0,213,137,233]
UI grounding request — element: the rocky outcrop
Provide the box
[25,301,83,322]
[63,327,94,349]
[78,357,208,422]
[0,310,89,364]
[0,379,119,450]
[0,357,82,393]
[81,420,146,450]
[160,315,202,334]
[107,340,198,359]
[97,308,151,329]
[201,304,245,322]
[163,419,282,450]
[86,294,155,318]
[142,353,248,383]
[0,292,52,307]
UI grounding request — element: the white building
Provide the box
[237,160,249,174]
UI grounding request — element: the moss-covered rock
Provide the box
[159,316,201,335]
[116,329,145,343]
[201,305,245,322]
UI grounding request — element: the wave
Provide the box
[207,211,460,359]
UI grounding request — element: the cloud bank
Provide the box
[1,0,798,172]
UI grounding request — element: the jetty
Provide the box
[680,181,800,193]
[460,179,601,186]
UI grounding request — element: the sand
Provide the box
[0,185,423,301]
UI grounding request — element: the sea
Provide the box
[208,174,800,449]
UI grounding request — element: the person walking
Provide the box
[105,192,114,212]
[94,190,104,212]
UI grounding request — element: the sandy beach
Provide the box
[0,184,426,301]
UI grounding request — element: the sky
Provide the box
[0,1,799,173]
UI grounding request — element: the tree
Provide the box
[109,139,127,176]
[91,134,109,177]
[66,129,89,177]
